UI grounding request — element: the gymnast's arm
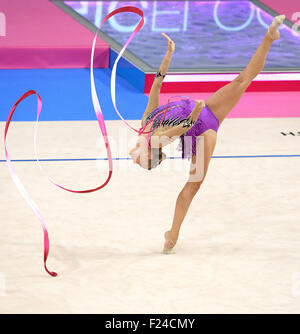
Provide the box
[141,33,175,126]
[151,101,205,148]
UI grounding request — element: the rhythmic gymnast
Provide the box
[129,15,286,254]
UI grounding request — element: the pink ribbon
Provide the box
[4,90,58,277]
[4,6,144,277]
[4,5,193,277]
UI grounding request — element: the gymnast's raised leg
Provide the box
[163,15,286,253]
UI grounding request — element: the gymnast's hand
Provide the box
[190,100,206,122]
[195,100,206,111]
[161,33,175,53]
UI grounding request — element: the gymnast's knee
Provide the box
[182,181,203,199]
[234,72,251,88]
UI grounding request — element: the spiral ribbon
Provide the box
[4,6,193,276]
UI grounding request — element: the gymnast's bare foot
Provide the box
[268,15,286,41]
[163,231,176,254]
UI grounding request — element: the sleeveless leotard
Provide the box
[144,98,219,159]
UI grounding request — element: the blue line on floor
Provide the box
[0,154,300,163]
[212,154,300,158]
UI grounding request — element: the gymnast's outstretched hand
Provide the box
[161,32,175,53]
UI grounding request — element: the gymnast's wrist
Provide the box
[155,70,166,79]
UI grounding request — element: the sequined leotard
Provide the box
[144,98,219,159]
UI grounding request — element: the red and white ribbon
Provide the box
[4,6,144,277]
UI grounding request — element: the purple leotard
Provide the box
[144,98,219,160]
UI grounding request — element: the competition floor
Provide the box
[1,0,300,315]
[1,115,300,313]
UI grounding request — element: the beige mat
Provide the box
[0,118,300,313]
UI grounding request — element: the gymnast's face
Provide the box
[129,141,166,170]
[129,142,151,169]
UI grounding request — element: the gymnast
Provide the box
[129,15,286,254]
